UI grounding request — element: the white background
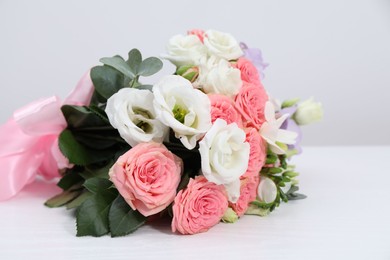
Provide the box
[0,0,389,145]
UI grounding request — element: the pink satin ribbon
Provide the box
[0,70,94,201]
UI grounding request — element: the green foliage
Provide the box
[137,57,163,77]
[83,178,113,194]
[100,56,136,79]
[76,190,118,237]
[249,149,307,214]
[108,196,146,237]
[44,183,83,208]
[91,65,124,99]
[91,49,163,100]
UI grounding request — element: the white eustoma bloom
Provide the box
[161,34,207,67]
[203,30,243,60]
[195,56,242,98]
[199,119,250,203]
[294,97,323,125]
[105,88,168,147]
[260,101,298,154]
[257,177,277,203]
[153,75,212,150]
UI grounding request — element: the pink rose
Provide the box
[233,57,261,85]
[230,176,259,217]
[109,142,182,217]
[208,94,242,126]
[172,176,228,235]
[235,82,268,129]
[187,29,205,43]
[241,127,267,179]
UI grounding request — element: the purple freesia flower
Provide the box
[279,106,303,154]
[240,42,269,79]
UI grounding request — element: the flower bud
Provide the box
[222,207,239,223]
[245,204,270,217]
[257,177,277,203]
[293,97,323,125]
[176,65,199,82]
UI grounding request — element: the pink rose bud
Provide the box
[172,176,228,235]
[187,29,205,43]
[176,65,199,82]
[109,142,182,217]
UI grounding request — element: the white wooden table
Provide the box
[1,147,389,259]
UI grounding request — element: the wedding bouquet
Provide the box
[0,29,323,236]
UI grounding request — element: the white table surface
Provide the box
[1,146,389,260]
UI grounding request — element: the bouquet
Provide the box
[0,29,323,236]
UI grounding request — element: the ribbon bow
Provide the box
[0,71,94,201]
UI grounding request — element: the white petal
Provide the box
[258,177,277,203]
[264,101,276,123]
[224,180,241,203]
[276,129,298,145]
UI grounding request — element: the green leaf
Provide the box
[138,57,163,76]
[44,189,82,208]
[286,185,299,195]
[59,129,114,165]
[61,105,108,129]
[100,56,135,79]
[66,191,93,210]
[76,191,117,237]
[88,105,109,123]
[91,65,124,99]
[126,49,142,74]
[287,193,307,200]
[83,178,113,194]
[79,164,111,180]
[57,171,84,190]
[109,195,146,237]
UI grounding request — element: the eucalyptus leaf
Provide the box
[91,65,124,99]
[100,56,135,79]
[126,49,142,74]
[138,57,163,76]
[108,195,146,237]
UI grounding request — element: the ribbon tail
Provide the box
[64,70,94,106]
[0,151,44,201]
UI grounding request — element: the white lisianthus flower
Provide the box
[153,75,212,150]
[199,119,250,203]
[203,30,243,60]
[105,88,169,147]
[260,101,298,154]
[161,34,207,67]
[294,97,323,125]
[195,56,242,98]
[257,177,278,203]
